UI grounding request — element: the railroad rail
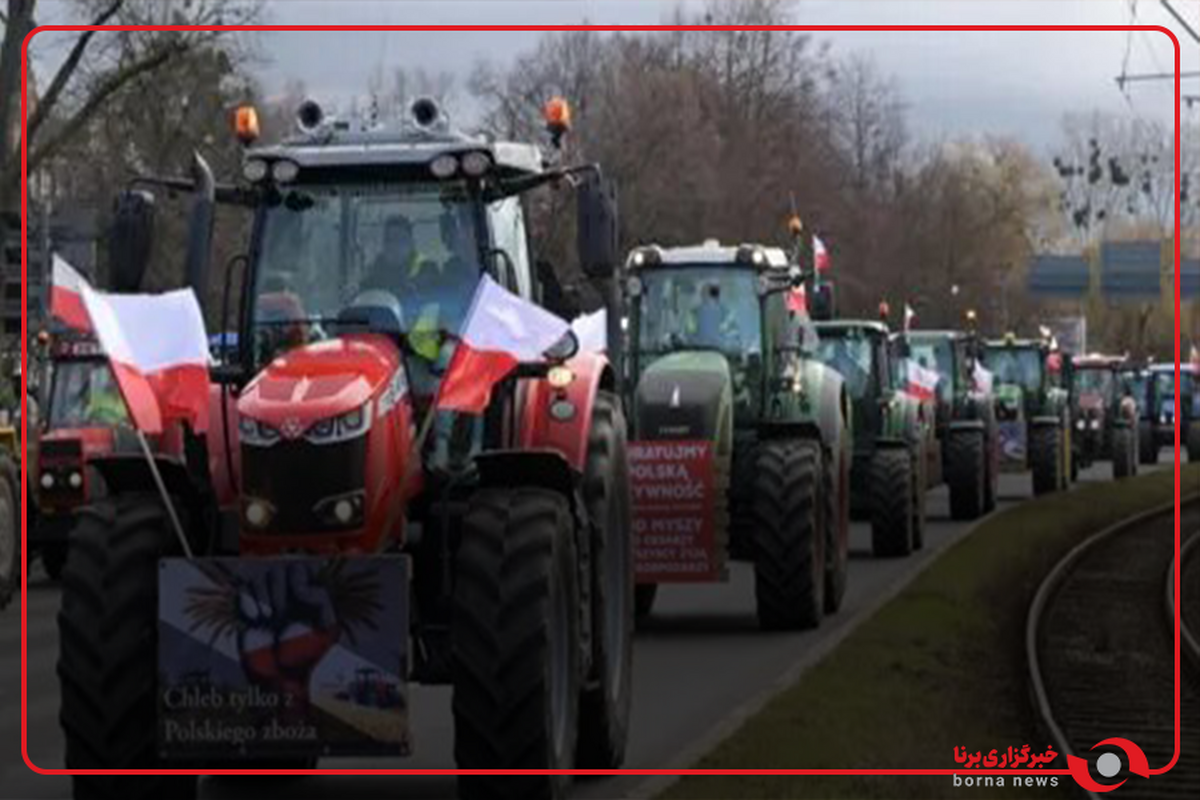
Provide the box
[1027,498,1200,799]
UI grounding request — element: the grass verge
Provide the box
[658,464,1200,800]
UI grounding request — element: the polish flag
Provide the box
[903,303,917,332]
[79,282,211,435]
[437,275,571,415]
[906,360,940,401]
[50,255,92,331]
[972,362,994,394]
[786,283,808,314]
[571,308,608,354]
[813,236,830,272]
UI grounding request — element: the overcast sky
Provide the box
[238,0,1195,153]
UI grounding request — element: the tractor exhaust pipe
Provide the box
[185,151,215,315]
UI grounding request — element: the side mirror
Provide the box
[577,175,618,280]
[809,283,836,321]
[108,190,157,292]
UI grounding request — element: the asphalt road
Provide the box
[0,462,1147,800]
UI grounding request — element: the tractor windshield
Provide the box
[47,360,129,429]
[251,181,481,365]
[636,267,761,358]
[982,347,1044,394]
[813,328,876,400]
[906,338,955,403]
[1076,368,1114,399]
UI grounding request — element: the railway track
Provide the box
[1027,499,1200,799]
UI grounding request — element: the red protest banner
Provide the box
[630,440,720,582]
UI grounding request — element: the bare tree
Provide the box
[0,0,258,213]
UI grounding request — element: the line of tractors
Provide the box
[11,96,1199,799]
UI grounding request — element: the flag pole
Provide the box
[135,430,194,559]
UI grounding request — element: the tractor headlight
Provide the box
[271,159,300,184]
[430,154,459,179]
[243,158,269,183]
[40,472,54,490]
[1089,419,1101,430]
[460,151,493,177]
[314,490,366,529]
[1076,418,1086,431]
[305,404,373,445]
[239,416,281,447]
[68,471,83,489]
[244,499,275,529]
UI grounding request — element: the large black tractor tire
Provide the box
[576,392,634,769]
[634,584,658,622]
[41,543,67,581]
[1188,424,1200,464]
[869,448,914,558]
[0,456,18,610]
[1030,425,1063,496]
[947,430,987,521]
[453,488,581,800]
[911,446,927,551]
[822,450,848,615]
[1112,426,1136,479]
[752,439,824,630]
[58,495,198,800]
[1139,420,1158,465]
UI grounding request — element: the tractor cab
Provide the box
[60,96,634,799]
[813,320,896,450]
[1147,362,1199,460]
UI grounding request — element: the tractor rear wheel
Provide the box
[58,494,198,800]
[947,430,986,521]
[983,428,999,512]
[634,584,658,622]
[822,448,848,615]
[0,455,18,609]
[1030,425,1062,496]
[752,439,823,630]
[1112,426,1135,479]
[869,448,914,558]
[577,392,633,769]
[911,446,927,551]
[1188,424,1200,463]
[1139,420,1158,465]
[453,488,581,800]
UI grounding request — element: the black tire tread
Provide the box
[869,449,913,558]
[947,430,986,521]
[752,440,822,630]
[1030,424,1061,496]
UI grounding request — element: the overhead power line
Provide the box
[1160,0,1200,45]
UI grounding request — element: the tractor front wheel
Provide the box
[822,448,848,615]
[0,455,19,609]
[634,584,658,622]
[1030,425,1062,496]
[947,430,986,521]
[577,392,634,769]
[869,449,914,558]
[1139,420,1158,465]
[58,495,198,800]
[1112,426,1136,479]
[752,439,823,630]
[453,488,581,800]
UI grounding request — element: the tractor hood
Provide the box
[239,334,401,431]
[1078,393,1106,414]
[635,351,733,442]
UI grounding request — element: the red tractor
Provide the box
[56,97,632,800]
[30,331,150,579]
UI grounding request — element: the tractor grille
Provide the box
[241,437,367,534]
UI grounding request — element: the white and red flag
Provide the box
[50,255,92,331]
[571,308,608,354]
[80,282,211,435]
[786,282,808,314]
[905,360,940,401]
[437,275,571,415]
[972,361,995,394]
[903,303,917,332]
[813,236,830,272]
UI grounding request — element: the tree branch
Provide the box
[25,36,189,176]
[26,0,124,140]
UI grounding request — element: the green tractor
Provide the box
[622,239,852,630]
[899,325,999,520]
[980,335,1073,495]
[812,310,936,558]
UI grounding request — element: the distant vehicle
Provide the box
[1072,353,1138,479]
[1145,362,1199,462]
